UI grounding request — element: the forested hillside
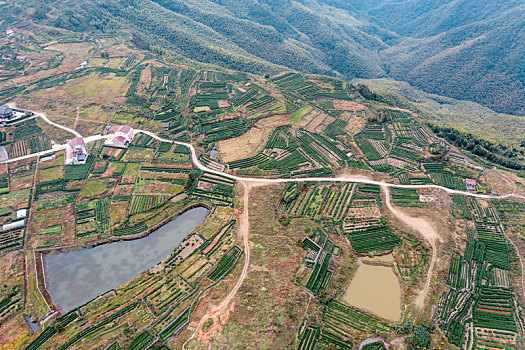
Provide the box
[2,0,525,115]
[361,0,525,116]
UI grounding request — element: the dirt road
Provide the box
[383,186,440,308]
[7,104,82,138]
[6,109,525,325]
[139,129,525,201]
[183,182,256,348]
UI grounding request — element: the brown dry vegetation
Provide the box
[483,168,525,197]
[0,316,29,350]
[136,65,151,95]
[332,100,367,111]
[194,185,314,349]
[216,115,290,163]
[12,42,95,85]
[17,72,129,129]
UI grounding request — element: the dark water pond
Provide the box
[43,207,208,312]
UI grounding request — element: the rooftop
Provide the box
[69,137,86,148]
[0,105,13,116]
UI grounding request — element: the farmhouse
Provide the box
[65,137,88,165]
[465,178,476,191]
[105,125,135,148]
[0,105,14,120]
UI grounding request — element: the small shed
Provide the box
[16,209,27,219]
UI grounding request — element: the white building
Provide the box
[105,125,135,148]
[65,137,88,165]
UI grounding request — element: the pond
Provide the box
[43,207,208,312]
[342,255,402,321]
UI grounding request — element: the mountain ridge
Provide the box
[3,0,525,115]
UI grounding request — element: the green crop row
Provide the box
[346,224,400,254]
[208,245,242,281]
[129,330,155,350]
[112,222,148,236]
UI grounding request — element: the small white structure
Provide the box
[0,145,8,162]
[16,209,27,219]
[65,137,88,165]
[3,220,25,231]
[40,154,56,162]
[105,125,135,148]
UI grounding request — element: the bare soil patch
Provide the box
[332,100,367,111]
[216,115,290,163]
[344,113,367,134]
[217,100,230,108]
[305,110,329,132]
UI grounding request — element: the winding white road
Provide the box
[3,114,524,202]
[31,110,82,138]
[138,129,525,201]
[3,110,525,321]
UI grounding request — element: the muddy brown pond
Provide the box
[342,254,402,321]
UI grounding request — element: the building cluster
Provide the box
[63,125,135,166]
[2,54,26,61]
[465,178,477,191]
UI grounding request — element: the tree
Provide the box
[397,319,413,334]
[54,323,64,333]
[32,6,49,20]
[185,171,196,189]
[410,324,431,348]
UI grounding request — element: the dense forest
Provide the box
[429,124,525,171]
[5,0,524,115]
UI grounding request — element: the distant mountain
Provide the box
[44,0,387,79]
[358,0,525,116]
[8,0,525,115]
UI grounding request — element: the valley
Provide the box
[0,4,524,349]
